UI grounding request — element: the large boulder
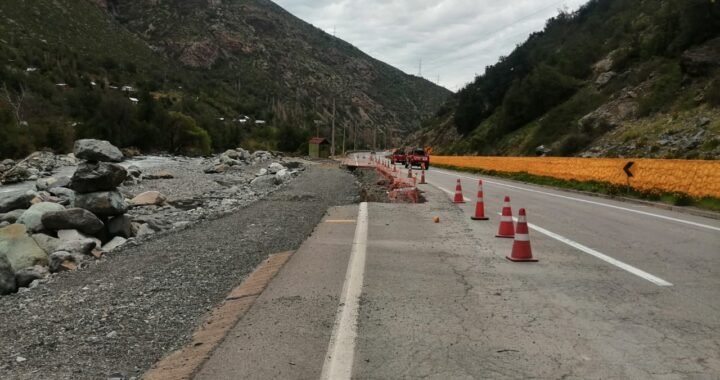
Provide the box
[41,208,104,235]
[36,176,71,191]
[15,265,48,288]
[70,162,127,193]
[0,224,48,271]
[16,202,66,233]
[72,191,128,217]
[0,192,34,213]
[73,139,124,163]
[0,255,16,295]
[32,233,61,255]
[129,191,166,207]
[0,209,26,224]
[108,215,134,238]
[681,37,720,76]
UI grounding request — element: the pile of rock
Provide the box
[203,148,278,174]
[0,139,149,295]
[0,151,77,185]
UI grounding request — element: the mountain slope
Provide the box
[0,0,450,158]
[415,0,720,159]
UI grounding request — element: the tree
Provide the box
[165,112,211,155]
[2,82,27,128]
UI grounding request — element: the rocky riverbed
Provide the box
[0,159,357,380]
[0,140,308,298]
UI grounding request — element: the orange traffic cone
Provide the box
[419,169,426,184]
[471,180,489,221]
[393,164,397,173]
[507,209,537,262]
[453,179,465,204]
[496,196,515,238]
[408,167,413,178]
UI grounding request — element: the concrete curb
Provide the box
[143,251,295,380]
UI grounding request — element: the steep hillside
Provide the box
[0,0,450,158]
[415,0,720,159]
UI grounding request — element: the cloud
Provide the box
[274,0,589,91]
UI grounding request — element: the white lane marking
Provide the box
[503,214,673,287]
[431,168,720,232]
[433,181,472,202]
[435,180,673,285]
[320,202,369,380]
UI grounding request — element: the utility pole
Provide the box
[331,98,336,156]
[342,124,346,155]
[353,121,357,151]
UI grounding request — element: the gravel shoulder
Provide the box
[0,162,357,380]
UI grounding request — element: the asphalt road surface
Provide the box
[197,153,720,379]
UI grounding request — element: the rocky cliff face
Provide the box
[94,0,450,136]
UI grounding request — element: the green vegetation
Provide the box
[0,0,449,158]
[433,163,720,213]
[420,0,720,157]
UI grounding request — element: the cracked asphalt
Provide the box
[196,160,720,379]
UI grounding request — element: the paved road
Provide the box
[195,155,720,379]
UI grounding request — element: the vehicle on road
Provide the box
[391,149,406,165]
[405,148,430,169]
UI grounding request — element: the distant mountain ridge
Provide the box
[414,0,720,159]
[0,0,450,157]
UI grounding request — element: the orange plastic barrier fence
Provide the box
[431,156,720,199]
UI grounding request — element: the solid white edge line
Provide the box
[320,202,369,380]
[498,213,673,287]
[431,168,720,233]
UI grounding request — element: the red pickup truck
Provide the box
[405,148,430,169]
[390,149,406,165]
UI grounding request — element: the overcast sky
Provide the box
[274,0,589,91]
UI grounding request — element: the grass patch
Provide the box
[434,163,720,213]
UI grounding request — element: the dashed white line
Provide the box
[431,168,720,232]
[320,202,369,380]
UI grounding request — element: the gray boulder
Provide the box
[36,176,71,191]
[48,187,76,205]
[250,175,278,190]
[268,162,286,174]
[57,229,102,250]
[15,265,48,288]
[41,208,104,235]
[102,236,127,252]
[57,238,96,256]
[32,233,61,255]
[275,169,292,183]
[17,202,66,233]
[0,192,34,213]
[108,215,134,238]
[48,251,84,273]
[73,139,124,163]
[0,224,48,271]
[70,162,127,193]
[0,209,26,224]
[72,191,128,217]
[0,255,16,295]
[0,222,9,228]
